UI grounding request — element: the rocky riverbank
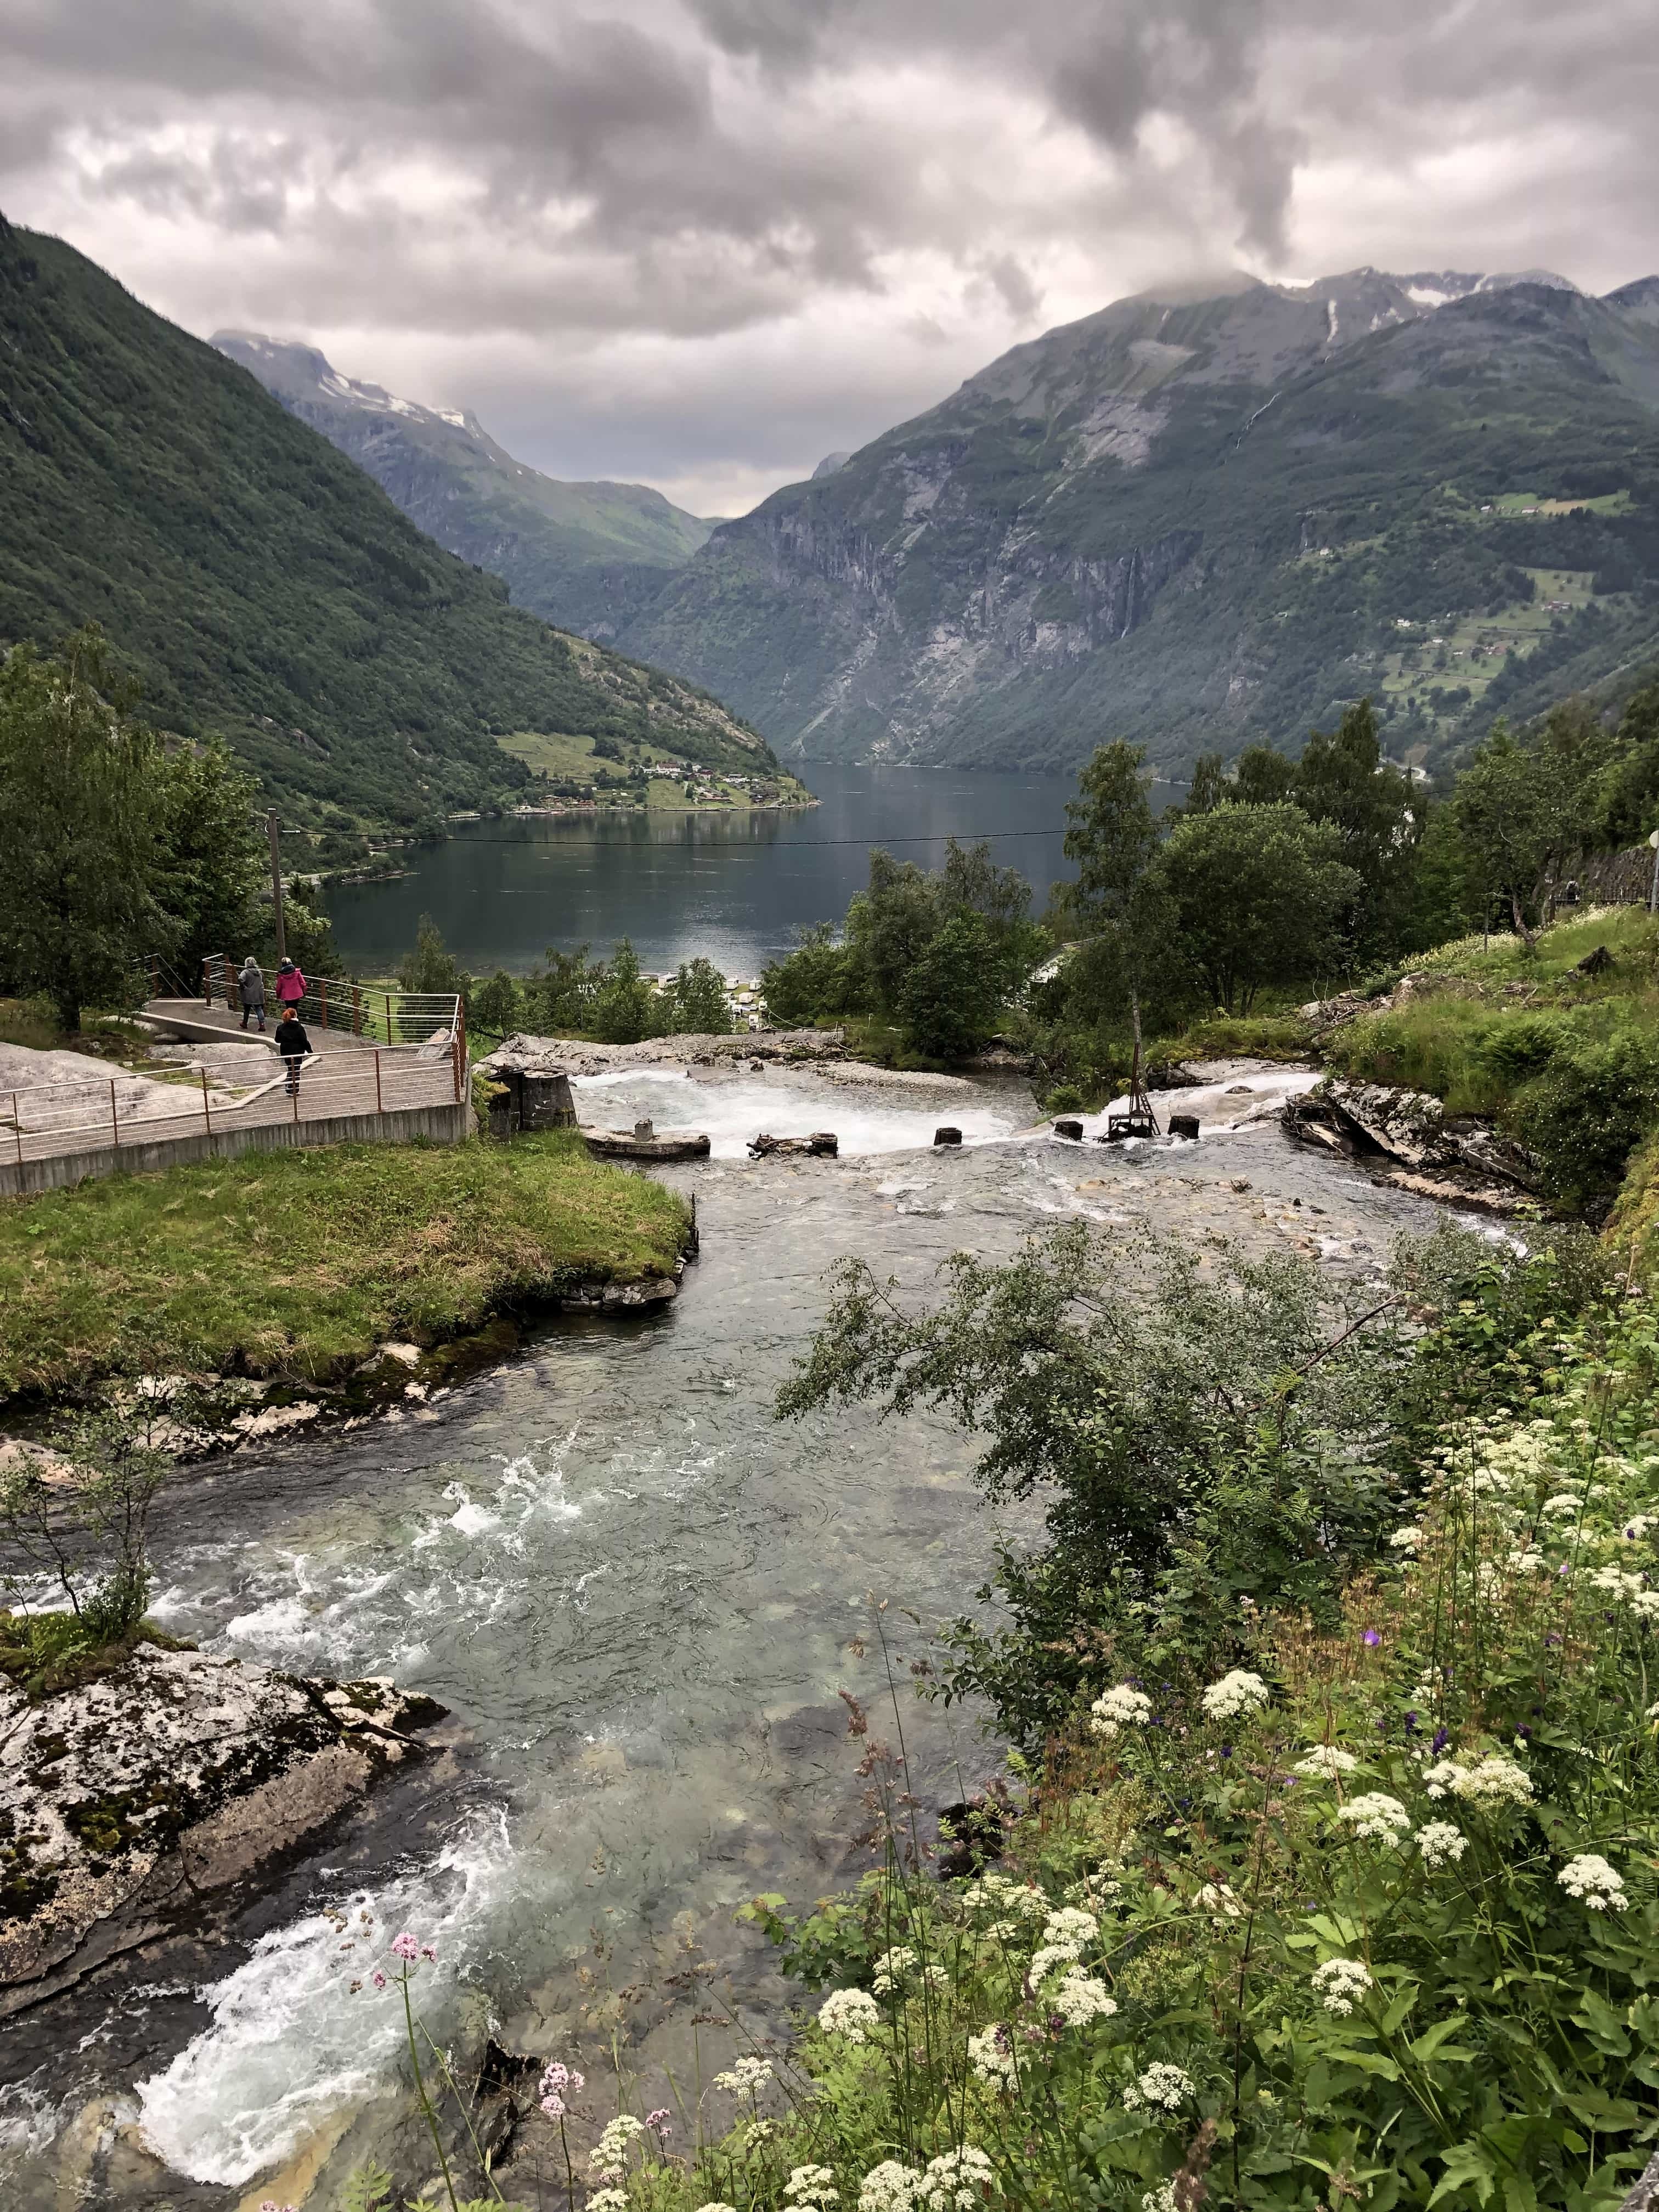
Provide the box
[0,1638,444,2019]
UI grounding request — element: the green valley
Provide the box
[0,217,778,836]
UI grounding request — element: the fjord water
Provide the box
[326,763,1079,978]
[0,1070,1447,2207]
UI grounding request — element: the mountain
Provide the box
[0,217,775,833]
[212,331,713,641]
[620,267,1659,776]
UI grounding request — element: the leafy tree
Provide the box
[1178,751,1228,815]
[0,628,166,1029]
[1292,699,1421,958]
[936,838,1048,998]
[898,911,1002,1060]
[1232,743,1299,806]
[524,945,599,1034]
[398,913,471,1006]
[760,923,862,1026]
[845,850,942,1011]
[1060,740,1173,1074]
[589,939,659,1044]
[470,970,520,1037]
[153,734,264,977]
[1451,707,1612,942]
[1156,801,1359,1011]
[1598,681,1659,848]
[662,955,732,1035]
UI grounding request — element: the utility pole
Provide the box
[267,809,287,962]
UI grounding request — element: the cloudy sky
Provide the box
[4,0,1656,515]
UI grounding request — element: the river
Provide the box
[0,1064,1454,2207]
[326,763,1080,979]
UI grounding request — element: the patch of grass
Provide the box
[1159,1012,1314,1062]
[0,1611,193,1701]
[0,1132,690,1401]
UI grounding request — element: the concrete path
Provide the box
[142,999,385,1054]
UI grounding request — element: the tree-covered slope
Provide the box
[0,217,772,832]
[622,269,1659,777]
[212,332,712,642]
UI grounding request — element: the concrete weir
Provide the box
[0,1098,471,1198]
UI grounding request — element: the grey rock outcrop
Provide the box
[1284,1077,1539,1207]
[1,1643,443,2015]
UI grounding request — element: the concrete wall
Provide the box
[0,1101,471,1199]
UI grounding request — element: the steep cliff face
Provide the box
[213,333,712,640]
[623,268,1659,774]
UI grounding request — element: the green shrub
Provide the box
[1478,1009,1568,1082]
[1514,1030,1659,1206]
[1043,1084,1086,1116]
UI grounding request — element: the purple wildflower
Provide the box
[1432,1726,1450,1754]
[1362,1629,1381,1648]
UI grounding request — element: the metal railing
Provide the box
[0,1036,466,1177]
[193,956,462,1049]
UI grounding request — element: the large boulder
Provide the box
[0,1641,443,2016]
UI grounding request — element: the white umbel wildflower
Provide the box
[1310,1958,1373,2016]
[590,2117,646,2179]
[787,2167,842,2208]
[588,2194,630,2212]
[1293,1746,1358,1780]
[1388,1525,1425,1550]
[871,1946,917,1994]
[1540,1493,1582,1517]
[1415,1820,1467,1868]
[1122,2063,1194,2113]
[1090,1684,1154,1739]
[1039,1906,1098,1950]
[1452,1755,1533,1807]
[1142,2188,1178,2212]
[1335,1792,1412,1844]
[858,2165,923,2212]
[961,1875,1045,1920]
[1195,1881,1244,1920]
[1029,1945,1080,1985]
[713,2056,774,2095]
[1633,1593,1659,1619]
[818,1989,882,2044]
[1048,1968,1118,2027]
[967,2025,1017,2088]
[1558,1854,1628,1910]
[1201,1669,1269,1720]
[1588,1567,1645,1599]
[916,2146,997,2211]
[696,2203,739,2212]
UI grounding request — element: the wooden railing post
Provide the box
[320,978,330,1029]
[375,1048,383,1114]
[12,1092,21,1176]
[110,1079,120,1150]
[201,1069,212,1135]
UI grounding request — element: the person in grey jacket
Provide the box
[238,957,267,1032]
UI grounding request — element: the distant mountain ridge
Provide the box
[618,264,1659,775]
[212,331,713,641]
[0,217,774,833]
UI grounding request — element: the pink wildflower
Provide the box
[540,2094,566,2119]
[391,1932,420,1962]
[646,2107,672,2138]
[420,1943,437,1961]
[371,1969,387,1991]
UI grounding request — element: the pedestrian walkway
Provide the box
[1,969,469,1195]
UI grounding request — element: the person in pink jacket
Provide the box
[274,958,307,1009]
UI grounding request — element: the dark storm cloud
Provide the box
[1,0,1654,508]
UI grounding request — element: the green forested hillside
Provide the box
[623,270,1659,777]
[0,218,774,832]
[212,331,713,642]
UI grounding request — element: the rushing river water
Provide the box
[326,762,1081,979]
[0,1064,1459,2208]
